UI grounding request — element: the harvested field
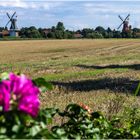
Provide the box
[0,39,140,116]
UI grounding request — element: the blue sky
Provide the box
[0,0,140,30]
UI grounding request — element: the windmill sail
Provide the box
[117,14,130,32]
[5,12,19,37]
[5,12,18,30]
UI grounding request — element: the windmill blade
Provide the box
[11,12,16,19]
[117,22,123,30]
[118,15,124,21]
[6,13,11,19]
[124,14,130,21]
[5,20,11,28]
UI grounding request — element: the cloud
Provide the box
[0,1,140,29]
[0,0,63,10]
[83,2,140,15]
[0,0,27,8]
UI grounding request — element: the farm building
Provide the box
[74,33,83,38]
[0,30,9,37]
[43,29,51,37]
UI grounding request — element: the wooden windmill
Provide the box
[117,14,131,32]
[5,12,19,37]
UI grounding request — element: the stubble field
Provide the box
[0,39,140,116]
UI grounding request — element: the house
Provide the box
[0,30,9,37]
[43,29,51,37]
[74,33,83,38]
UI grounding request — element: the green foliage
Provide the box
[47,32,55,38]
[1,20,140,39]
[113,31,122,38]
[0,73,140,139]
[50,104,140,139]
[86,32,103,38]
[56,22,65,31]
[1,102,140,139]
[19,26,42,38]
[122,31,133,38]
[33,77,53,92]
[52,104,111,139]
[0,108,58,139]
[95,26,106,34]
[55,30,65,39]
[135,82,140,96]
[38,28,47,38]
[12,22,140,39]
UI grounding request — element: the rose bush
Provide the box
[0,72,140,139]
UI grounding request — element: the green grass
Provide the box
[44,69,105,81]
[43,68,129,81]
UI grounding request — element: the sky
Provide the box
[0,0,140,30]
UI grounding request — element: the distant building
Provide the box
[9,29,19,37]
[135,32,140,38]
[0,30,9,37]
[43,29,51,37]
[74,33,83,38]
[5,12,19,37]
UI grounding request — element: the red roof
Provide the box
[43,29,51,34]
[74,33,83,38]
[0,30,9,36]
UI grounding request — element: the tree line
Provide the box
[1,22,140,39]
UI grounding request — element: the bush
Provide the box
[0,72,140,139]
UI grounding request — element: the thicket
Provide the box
[1,22,140,39]
[19,22,140,39]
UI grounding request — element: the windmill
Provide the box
[5,12,19,37]
[117,14,131,32]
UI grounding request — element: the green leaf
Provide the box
[12,125,20,133]
[0,106,3,111]
[75,135,81,140]
[91,111,102,119]
[93,128,100,133]
[33,78,53,91]
[0,127,6,134]
[135,82,140,96]
[14,114,21,125]
[1,72,9,80]
[56,128,65,136]
[30,125,41,136]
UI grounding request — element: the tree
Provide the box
[121,31,132,38]
[132,28,140,38]
[107,27,112,33]
[28,26,42,38]
[38,28,46,38]
[81,28,94,38]
[133,28,140,33]
[106,27,113,38]
[51,26,56,32]
[47,32,56,38]
[95,26,107,38]
[113,31,122,38]
[0,27,5,32]
[19,26,42,38]
[95,26,105,34]
[55,30,64,39]
[56,22,65,31]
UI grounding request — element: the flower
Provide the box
[18,95,40,117]
[9,73,40,117]
[0,73,40,117]
[0,80,10,111]
[79,103,92,114]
